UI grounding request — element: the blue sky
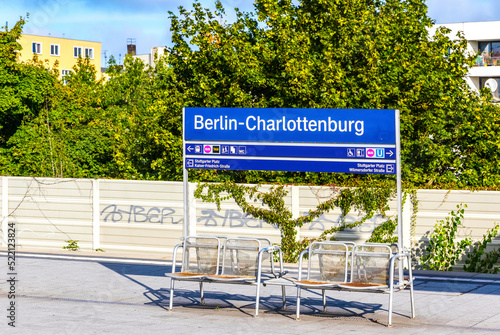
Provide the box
[2,0,500,66]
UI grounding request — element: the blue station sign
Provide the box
[185,107,396,144]
[183,108,398,174]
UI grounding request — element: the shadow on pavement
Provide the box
[98,261,401,321]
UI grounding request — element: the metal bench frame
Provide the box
[166,236,286,317]
[294,242,415,327]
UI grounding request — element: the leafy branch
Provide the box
[420,204,472,271]
[464,224,500,274]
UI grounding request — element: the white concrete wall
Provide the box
[1,177,499,264]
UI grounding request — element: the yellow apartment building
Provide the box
[17,34,103,80]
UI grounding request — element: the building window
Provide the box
[480,77,500,102]
[478,42,500,66]
[50,44,60,56]
[85,47,94,59]
[61,69,72,84]
[32,42,42,54]
[74,46,82,58]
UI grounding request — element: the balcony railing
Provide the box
[475,56,500,67]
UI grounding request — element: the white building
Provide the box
[133,47,169,68]
[431,21,500,102]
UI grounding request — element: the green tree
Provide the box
[100,54,184,180]
[0,19,58,158]
[168,0,500,188]
[5,57,115,177]
[1,35,116,178]
[1,17,183,180]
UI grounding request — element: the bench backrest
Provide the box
[351,244,393,285]
[301,241,351,283]
[221,238,264,277]
[181,236,221,275]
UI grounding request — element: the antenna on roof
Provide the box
[103,50,108,67]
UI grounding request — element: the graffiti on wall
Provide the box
[99,204,388,232]
[197,209,276,229]
[100,205,275,228]
[100,205,183,225]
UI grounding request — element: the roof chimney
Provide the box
[127,38,136,56]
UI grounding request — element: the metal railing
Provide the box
[475,56,500,67]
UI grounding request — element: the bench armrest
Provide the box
[296,248,311,281]
[170,242,184,274]
[258,245,287,278]
[389,251,412,290]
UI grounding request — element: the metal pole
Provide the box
[183,168,189,238]
[395,109,404,286]
[396,110,403,250]
[182,107,189,238]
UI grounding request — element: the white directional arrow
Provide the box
[187,146,194,153]
[387,150,394,157]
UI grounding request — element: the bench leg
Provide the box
[169,279,175,311]
[282,285,287,311]
[408,266,416,319]
[410,283,416,319]
[200,281,205,305]
[388,288,394,327]
[255,284,261,317]
[296,287,302,320]
[322,289,327,313]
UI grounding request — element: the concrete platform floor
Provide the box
[1,252,500,334]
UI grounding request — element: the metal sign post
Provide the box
[182,108,403,260]
[395,110,405,285]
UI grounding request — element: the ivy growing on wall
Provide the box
[195,180,398,262]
